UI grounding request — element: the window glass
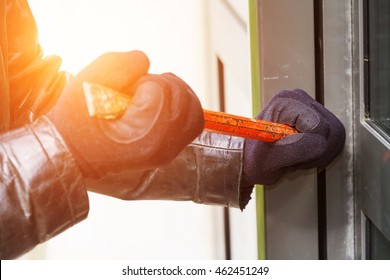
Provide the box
[365,0,390,136]
[366,218,390,260]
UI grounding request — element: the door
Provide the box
[355,0,390,259]
[257,0,356,259]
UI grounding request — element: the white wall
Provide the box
[25,0,226,259]
[28,0,209,101]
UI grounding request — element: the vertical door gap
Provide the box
[314,0,328,260]
[217,56,231,260]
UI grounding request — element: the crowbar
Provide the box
[83,82,298,142]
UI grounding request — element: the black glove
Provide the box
[243,89,345,185]
[48,51,204,197]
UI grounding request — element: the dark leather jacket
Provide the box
[0,0,89,259]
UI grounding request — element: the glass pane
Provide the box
[366,219,390,260]
[365,0,390,135]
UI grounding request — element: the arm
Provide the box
[101,89,345,211]
[0,0,88,259]
[0,117,88,259]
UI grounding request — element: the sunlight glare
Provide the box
[28,0,202,85]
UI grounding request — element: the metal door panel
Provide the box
[258,0,318,259]
[322,0,355,260]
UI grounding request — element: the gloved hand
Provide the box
[243,89,345,185]
[48,51,204,197]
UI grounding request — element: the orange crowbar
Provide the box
[83,82,298,142]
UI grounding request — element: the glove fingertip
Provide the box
[126,50,150,76]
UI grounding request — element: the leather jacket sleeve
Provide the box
[0,1,88,259]
[137,131,253,209]
[87,131,254,210]
[0,117,89,259]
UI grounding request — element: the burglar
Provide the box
[0,0,345,259]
